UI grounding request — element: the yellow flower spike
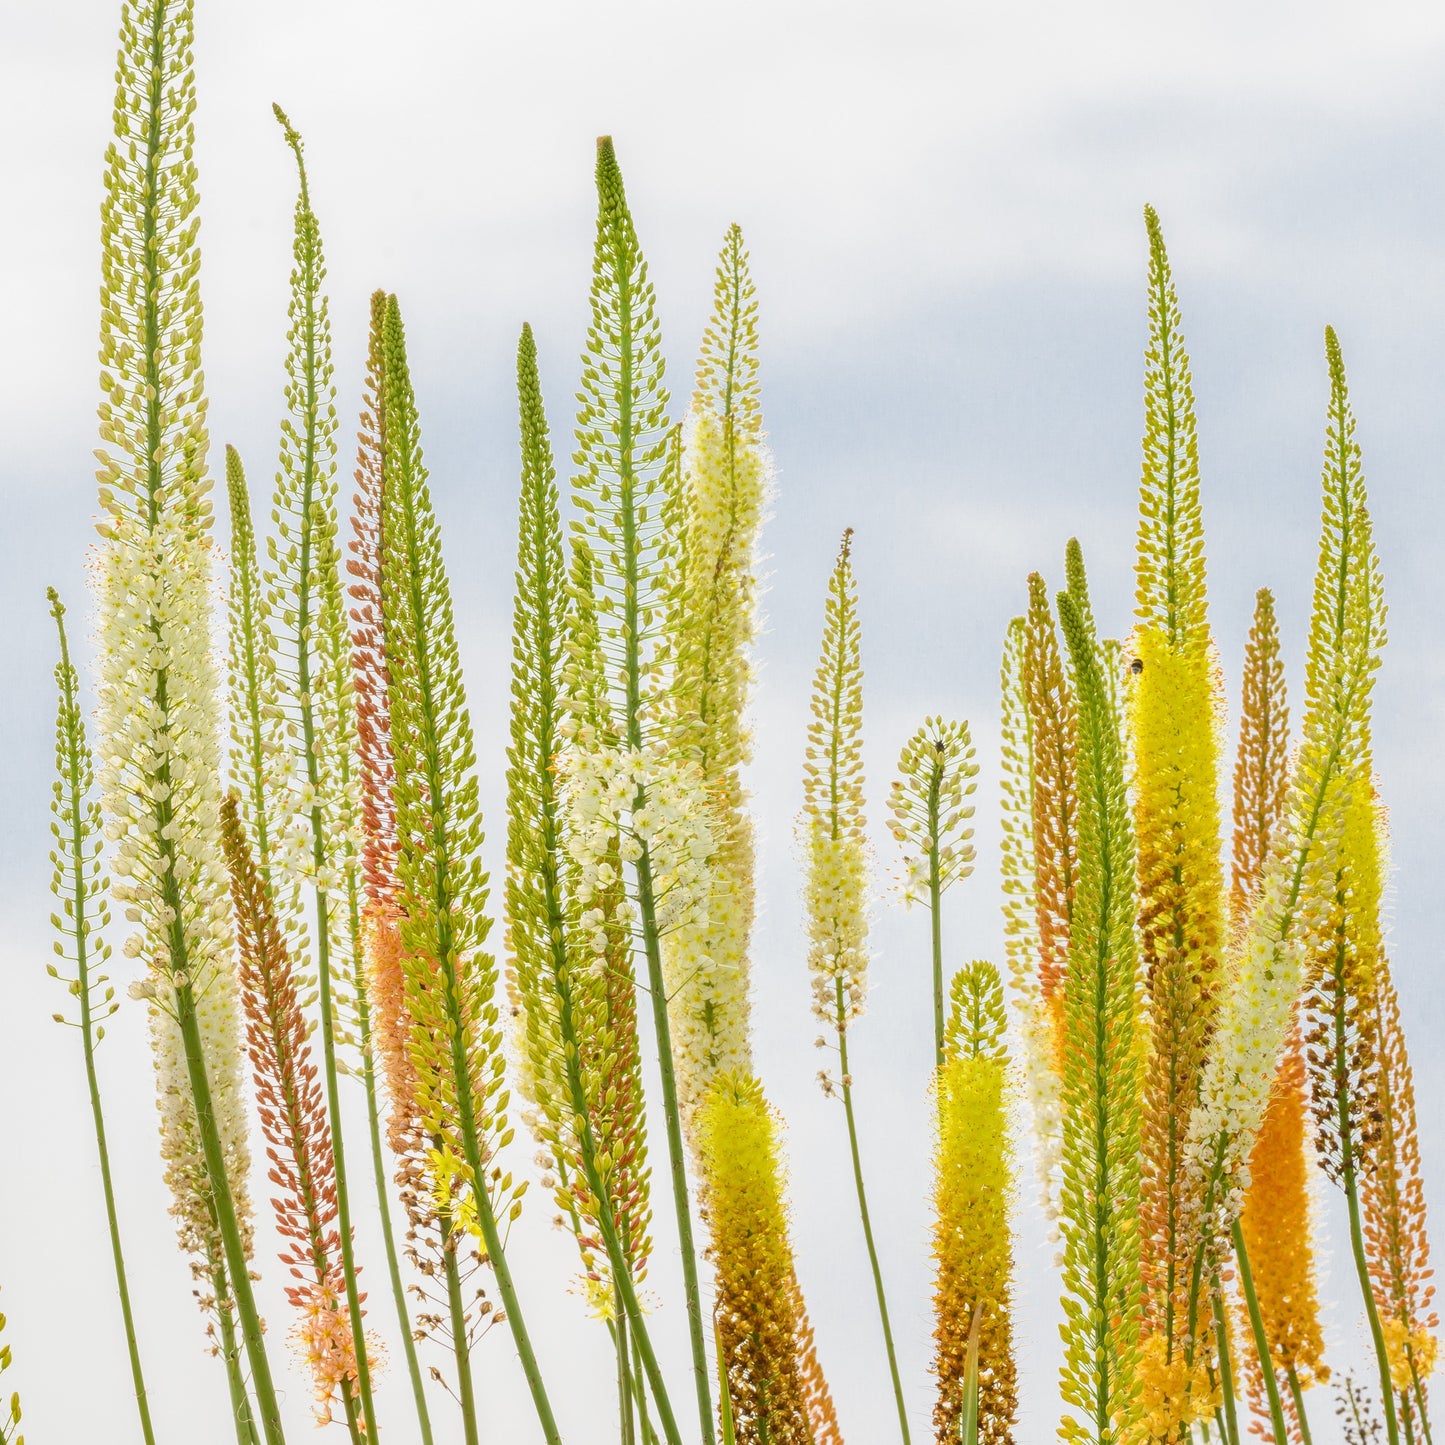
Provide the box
[699,1073,814,1445]
[664,225,770,1138]
[932,963,1018,1445]
[1130,209,1229,1437]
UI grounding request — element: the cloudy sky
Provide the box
[3,1,1445,1441]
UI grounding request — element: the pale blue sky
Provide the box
[2,1,1444,1441]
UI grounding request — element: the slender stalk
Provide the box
[439,1220,480,1445]
[1233,1221,1289,1444]
[87,1032,157,1445]
[1286,1364,1315,1445]
[633,1328,660,1445]
[1344,1151,1402,1445]
[636,846,712,1439]
[1407,1355,1433,1445]
[48,593,156,1445]
[174,986,285,1445]
[212,1258,260,1445]
[614,1304,637,1445]
[1210,1278,1241,1445]
[358,988,434,1445]
[837,984,911,1445]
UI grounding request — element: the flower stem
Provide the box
[176,989,285,1445]
[83,993,157,1445]
[614,1300,637,1445]
[1232,1221,1289,1445]
[635,844,714,1443]
[309,897,379,1436]
[439,1218,481,1445]
[52,599,156,1445]
[211,1257,260,1445]
[1210,1271,1240,1445]
[837,982,911,1445]
[1286,1363,1315,1445]
[361,1025,433,1444]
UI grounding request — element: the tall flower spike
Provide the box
[262,107,379,1436]
[224,447,290,899]
[664,223,771,1138]
[47,589,157,1445]
[1054,541,1144,1445]
[378,294,560,1445]
[92,1,276,1429]
[801,532,910,1442]
[1021,573,1080,1070]
[572,135,716,1443]
[220,796,373,1435]
[507,324,653,1316]
[1187,331,1384,1417]
[999,615,1065,1220]
[699,1074,815,1445]
[1227,587,1328,1440]
[888,715,979,1064]
[1131,207,1228,1437]
[1361,964,1438,1435]
[932,962,1018,1445]
[803,531,869,1037]
[1230,590,1291,931]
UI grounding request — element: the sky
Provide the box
[2,0,1445,1441]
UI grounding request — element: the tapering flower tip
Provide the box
[1143,201,1164,251]
[596,134,622,192]
[933,972,1017,1443]
[700,1072,815,1441]
[1062,537,1097,641]
[945,962,1008,1062]
[887,715,978,907]
[272,101,300,148]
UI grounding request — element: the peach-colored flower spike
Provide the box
[220,795,377,1427]
[1363,963,1438,1434]
[1021,570,1079,1040]
[1230,587,1329,1442]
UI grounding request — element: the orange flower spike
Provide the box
[220,795,375,1427]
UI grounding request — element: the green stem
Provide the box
[212,1259,260,1445]
[837,986,911,1445]
[1407,1351,1433,1445]
[1286,1363,1315,1445]
[307,894,379,1437]
[614,1303,637,1445]
[83,997,157,1445]
[1232,1220,1288,1445]
[635,845,714,1443]
[633,1326,660,1445]
[1210,1273,1241,1445]
[440,1218,481,1445]
[447,1022,562,1444]
[361,1028,433,1444]
[1344,1154,1401,1445]
[56,613,156,1445]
